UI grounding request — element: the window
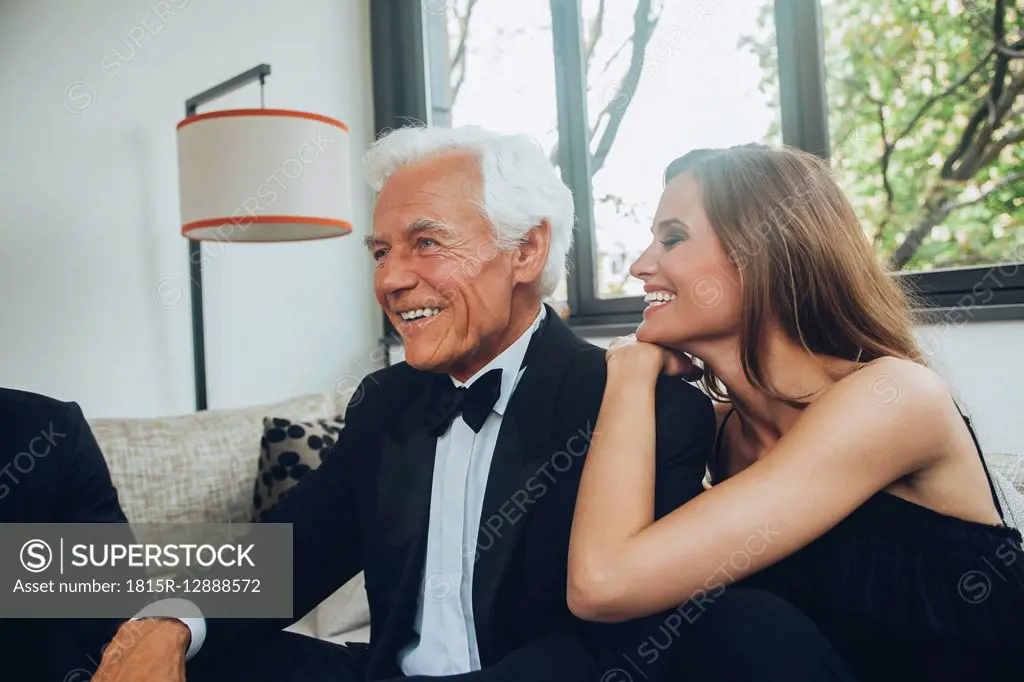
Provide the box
[819,0,1024,316]
[426,0,559,147]
[374,0,1024,332]
[583,0,782,300]
[423,0,570,312]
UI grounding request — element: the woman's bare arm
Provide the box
[567,350,950,622]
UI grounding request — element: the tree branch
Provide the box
[589,0,658,175]
[839,76,882,105]
[870,102,897,248]
[995,37,1024,59]
[595,35,633,81]
[950,68,1024,176]
[876,102,896,216]
[889,172,1024,269]
[448,0,480,105]
[942,0,1012,179]
[584,0,606,68]
[888,189,949,270]
[949,171,1024,211]
[975,124,1024,169]
[890,47,995,147]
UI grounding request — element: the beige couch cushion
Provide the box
[987,453,1024,497]
[987,453,1024,534]
[90,393,337,529]
[87,392,371,643]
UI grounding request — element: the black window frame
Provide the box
[371,0,1024,343]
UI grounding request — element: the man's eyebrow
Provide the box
[405,218,456,239]
[363,219,457,252]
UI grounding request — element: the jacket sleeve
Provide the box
[57,400,141,678]
[652,376,717,517]
[187,375,380,668]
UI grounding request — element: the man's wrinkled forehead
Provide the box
[373,178,451,216]
[371,155,483,233]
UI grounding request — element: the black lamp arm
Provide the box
[184,62,271,411]
[185,63,271,117]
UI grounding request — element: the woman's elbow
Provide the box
[566,566,632,623]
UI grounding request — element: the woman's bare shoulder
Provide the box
[804,356,957,463]
[834,356,951,411]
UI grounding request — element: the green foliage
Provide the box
[744,0,1023,271]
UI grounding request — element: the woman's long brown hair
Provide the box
[665,144,927,404]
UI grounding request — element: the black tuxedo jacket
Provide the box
[0,387,133,682]
[193,307,716,681]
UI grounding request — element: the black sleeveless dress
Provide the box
[712,409,1024,681]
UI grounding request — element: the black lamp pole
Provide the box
[183,63,272,411]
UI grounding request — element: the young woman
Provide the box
[567,145,1024,681]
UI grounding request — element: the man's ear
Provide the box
[512,219,552,286]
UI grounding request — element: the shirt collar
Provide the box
[451,304,547,417]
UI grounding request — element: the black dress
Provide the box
[712,408,1024,681]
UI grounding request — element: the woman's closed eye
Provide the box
[659,234,686,249]
[654,218,691,249]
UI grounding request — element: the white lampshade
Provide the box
[176,108,351,241]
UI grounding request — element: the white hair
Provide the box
[362,125,576,298]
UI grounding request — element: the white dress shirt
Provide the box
[398,304,545,675]
[167,305,546,669]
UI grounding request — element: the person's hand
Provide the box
[93,619,190,682]
[605,334,703,381]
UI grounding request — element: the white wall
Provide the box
[915,320,1022,456]
[0,0,384,418]
[589,319,1024,456]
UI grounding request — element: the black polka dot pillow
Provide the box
[250,414,344,521]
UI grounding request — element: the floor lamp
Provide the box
[176,63,352,410]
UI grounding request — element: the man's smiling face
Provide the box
[368,152,521,380]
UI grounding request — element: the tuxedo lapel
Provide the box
[471,307,587,662]
[371,375,438,676]
[376,427,436,555]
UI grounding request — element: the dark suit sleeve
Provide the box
[652,376,717,517]
[188,376,378,668]
[58,401,131,524]
[60,403,144,673]
[0,397,139,682]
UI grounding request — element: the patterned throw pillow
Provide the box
[251,414,344,521]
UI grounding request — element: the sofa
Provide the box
[985,452,1024,530]
[86,391,1024,651]
[88,392,371,646]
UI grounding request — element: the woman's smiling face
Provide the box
[629,171,743,348]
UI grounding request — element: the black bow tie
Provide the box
[425,368,503,437]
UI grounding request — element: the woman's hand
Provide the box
[606,334,703,381]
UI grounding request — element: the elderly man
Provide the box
[93,125,716,682]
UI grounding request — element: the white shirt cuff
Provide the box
[130,598,206,661]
